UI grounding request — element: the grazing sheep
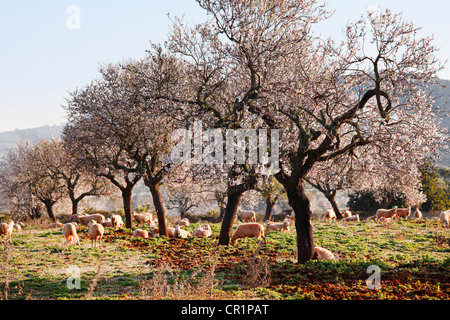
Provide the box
[343,209,352,218]
[167,227,176,238]
[174,225,191,238]
[295,246,337,261]
[72,213,106,226]
[313,247,336,260]
[132,229,149,239]
[110,213,124,229]
[342,214,360,222]
[440,210,449,228]
[176,218,190,227]
[0,220,15,243]
[237,209,257,223]
[102,218,114,228]
[13,223,22,231]
[376,206,397,222]
[265,220,290,232]
[378,216,395,224]
[396,206,411,219]
[324,209,336,223]
[88,220,104,248]
[366,214,377,221]
[412,208,422,220]
[193,225,212,238]
[230,223,266,246]
[62,222,80,247]
[133,212,153,225]
[47,222,64,228]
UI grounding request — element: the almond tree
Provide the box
[63,60,178,233]
[162,1,446,262]
[1,140,65,221]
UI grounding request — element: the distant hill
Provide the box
[0,124,65,160]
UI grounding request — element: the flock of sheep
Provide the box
[0,206,449,261]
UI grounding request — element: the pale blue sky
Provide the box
[1,1,449,132]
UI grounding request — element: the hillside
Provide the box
[0,124,65,160]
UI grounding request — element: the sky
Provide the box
[0,0,449,133]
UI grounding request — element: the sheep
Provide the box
[193,225,212,238]
[174,225,191,238]
[237,209,257,223]
[342,209,352,218]
[342,214,360,222]
[412,208,422,220]
[396,206,411,219]
[47,222,64,228]
[440,210,450,228]
[110,213,124,229]
[132,229,149,239]
[376,206,397,222]
[295,246,337,261]
[324,209,336,223]
[176,218,190,227]
[133,212,153,225]
[72,213,106,226]
[265,220,290,232]
[313,247,336,260]
[88,220,104,248]
[62,222,80,247]
[13,223,22,231]
[0,220,15,244]
[230,223,266,246]
[102,218,114,228]
[378,216,395,224]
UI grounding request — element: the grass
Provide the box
[0,218,449,300]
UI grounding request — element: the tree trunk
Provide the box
[71,198,81,216]
[218,190,243,245]
[148,183,168,237]
[285,185,315,264]
[43,200,56,222]
[326,193,343,220]
[122,189,133,229]
[264,198,276,221]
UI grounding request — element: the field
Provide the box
[1,217,449,300]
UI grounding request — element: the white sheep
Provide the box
[230,223,266,246]
[0,220,15,244]
[88,220,104,248]
[193,225,212,238]
[412,208,422,220]
[378,216,395,224]
[342,209,352,218]
[132,229,149,239]
[72,213,106,226]
[13,223,22,231]
[324,209,336,223]
[440,210,449,228]
[47,222,64,228]
[265,220,290,232]
[376,206,397,222]
[176,218,190,227]
[62,222,80,247]
[102,218,114,228]
[110,213,124,229]
[295,246,337,261]
[342,214,360,222]
[237,209,257,223]
[174,225,191,238]
[396,206,411,219]
[133,212,153,225]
